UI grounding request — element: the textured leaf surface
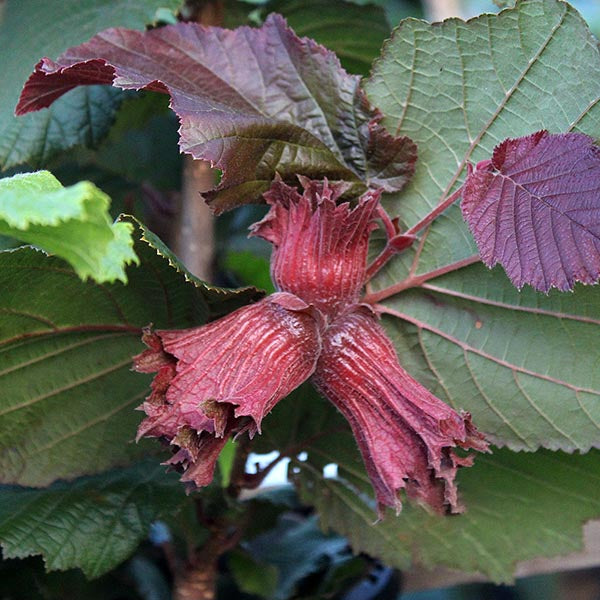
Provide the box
[16,15,416,211]
[0,461,183,578]
[364,0,600,451]
[83,93,183,192]
[245,514,350,600]
[0,170,137,283]
[365,0,600,251]
[462,131,600,292]
[261,0,390,75]
[377,265,600,452]
[297,443,600,583]
[257,388,600,582]
[0,220,260,486]
[0,0,182,170]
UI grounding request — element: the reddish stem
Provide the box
[376,203,398,239]
[366,246,397,281]
[366,235,415,280]
[366,185,466,281]
[404,185,465,237]
[366,205,414,280]
[363,255,481,304]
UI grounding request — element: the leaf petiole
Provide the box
[365,184,467,282]
[363,255,481,304]
[405,184,465,237]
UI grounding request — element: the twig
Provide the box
[405,185,464,237]
[363,255,481,304]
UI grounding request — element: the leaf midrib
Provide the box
[421,283,600,325]
[381,306,600,397]
[0,356,134,418]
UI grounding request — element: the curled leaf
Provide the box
[0,170,137,283]
[16,15,416,211]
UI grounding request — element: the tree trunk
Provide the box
[173,158,216,281]
[174,562,217,600]
[171,3,225,598]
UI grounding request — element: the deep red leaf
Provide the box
[16,15,416,212]
[462,131,600,292]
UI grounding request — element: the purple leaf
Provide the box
[16,15,416,212]
[462,131,600,292]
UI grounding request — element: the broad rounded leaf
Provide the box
[462,131,600,292]
[0,170,137,283]
[16,15,416,211]
[365,0,600,244]
[297,444,600,583]
[0,461,183,578]
[0,219,261,486]
[377,264,600,452]
[364,0,600,451]
[254,386,600,582]
[0,0,182,170]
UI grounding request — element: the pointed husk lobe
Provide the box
[251,177,379,318]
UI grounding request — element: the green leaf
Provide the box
[0,170,137,283]
[253,382,346,456]
[0,555,139,600]
[83,93,183,192]
[294,424,600,582]
[245,514,350,600]
[345,0,424,26]
[0,461,184,578]
[126,556,172,600]
[363,0,600,451]
[0,219,261,486]
[217,439,236,488]
[228,549,279,598]
[224,250,275,293]
[257,384,600,582]
[263,0,390,76]
[0,0,182,170]
[378,265,600,452]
